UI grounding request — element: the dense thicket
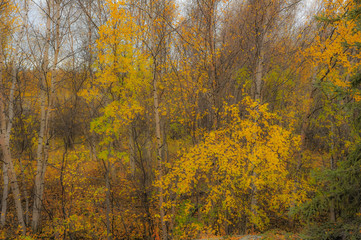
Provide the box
[0,0,360,239]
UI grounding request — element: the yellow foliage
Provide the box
[305,0,361,96]
[161,96,307,236]
[79,0,151,140]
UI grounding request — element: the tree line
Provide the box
[0,0,361,239]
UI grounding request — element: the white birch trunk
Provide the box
[32,0,60,230]
[0,0,28,230]
[153,67,167,240]
[0,79,26,234]
[254,49,264,102]
[250,28,265,230]
[0,61,16,226]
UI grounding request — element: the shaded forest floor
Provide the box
[198,231,302,240]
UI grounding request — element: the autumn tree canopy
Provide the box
[0,0,360,239]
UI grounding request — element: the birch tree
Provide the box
[0,0,26,234]
[32,0,62,231]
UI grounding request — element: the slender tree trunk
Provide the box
[206,0,218,130]
[32,0,56,230]
[19,159,29,226]
[254,49,264,102]
[129,126,136,175]
[38,0,60,211]
[1,63,17,227]
[153,64,167,240]
[0,88,26,234]
[1,162,8,226]
[330,122,336,222]
[105,158,112,240]
[0,0,29,228]
[32,80,47,231]
[249,35,264,231]
[148,0,168,238]
[0,45,25,233]
[1,144,26,234]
